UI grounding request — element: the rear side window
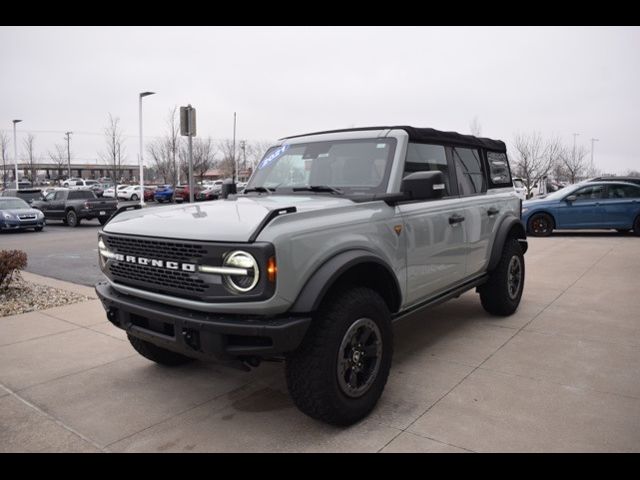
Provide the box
[486,151,512,186]
[69,190,94,200]
[606,184,640,199]
[452,147,486,196]
[404,143,451,195]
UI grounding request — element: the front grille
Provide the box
[104,236,207,262]
[109,262,207,293]
[18,215,37,220]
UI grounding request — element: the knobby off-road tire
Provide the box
[479,238,525,316]
[285,287,393,426]
[127,334,194,366]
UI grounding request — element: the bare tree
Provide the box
[1,131,10,187]
[99,114,126,192]
[246,140,273,172]
[511,132,553,198]
[624,169,640,177]
[179,137,217,183]
[47,143,68,181]
[469,116,482,137]
[560,144,589,184]
[22,134,38,184]
[147,138,173,184]
[216,139,237,180]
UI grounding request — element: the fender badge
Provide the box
[394,225,403,235]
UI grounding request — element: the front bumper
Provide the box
[0,219,45,230]
[95,281,311,360]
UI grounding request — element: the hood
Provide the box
[523,197,554,207]
[103,194,355,242]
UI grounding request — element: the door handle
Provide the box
[487,207,500,216]
[449,214,465,225]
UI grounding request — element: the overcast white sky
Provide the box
[1,26,638,173]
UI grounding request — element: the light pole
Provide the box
[65,131,72,179]
[12,120,22,190]
[139,91,156,206]
[232,112,237,183]
[239,140,246,180]
[572,133,580,161]
[590,138,599,172]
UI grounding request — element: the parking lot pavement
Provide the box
[1,233,639,452]
[0,201,175,287]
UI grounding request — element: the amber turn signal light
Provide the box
[267,256,277,283]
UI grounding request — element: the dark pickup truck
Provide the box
[32,188,118,227]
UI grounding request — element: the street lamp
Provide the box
[139,91,156,206]
[65,131,73,179]
[12,119,22,190]
[590,138,599,172]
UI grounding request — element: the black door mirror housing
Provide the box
[401,171,445,201]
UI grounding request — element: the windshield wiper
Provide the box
[244,186,275,194]
[292,185,344,195]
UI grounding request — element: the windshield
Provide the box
[246,138,397,195]
[538,184,580,201]
[0,199,30,209]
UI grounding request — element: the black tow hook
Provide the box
[182,328,201,351]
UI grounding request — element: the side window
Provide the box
[452,147,486,196]
[486,151,512,186]
[45,192,56,201]
[607,184,640,199]
[404,143,450,195]
[54,191,66,201]
[573,185,605,201]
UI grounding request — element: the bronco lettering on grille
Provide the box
[113,254,196,272]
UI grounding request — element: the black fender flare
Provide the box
[289,249,401,314]
[487,215,528,272]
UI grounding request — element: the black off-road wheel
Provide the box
[285,287,393,426]
[127,334,195,366]
[528,213,554,237]
[66,210,80,227]
[479,238,525,316]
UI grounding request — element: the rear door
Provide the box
[398,143,468,304]
[449,146,497,276]
[601,183,640,228]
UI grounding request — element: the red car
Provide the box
[174,185,201,202]
[143,186,156,202]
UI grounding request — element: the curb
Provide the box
[21,271,97,299]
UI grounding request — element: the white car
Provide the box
[117,185,143,201]
[103,185,130,198]
[512,177,527,201]
[63,179,99,190]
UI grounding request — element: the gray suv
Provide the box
[95,126,527,425]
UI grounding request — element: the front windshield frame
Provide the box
[246,138,398,196]
[0,198,31,209]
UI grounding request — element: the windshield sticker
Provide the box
[376,143,387,149]
[258,144,290,170]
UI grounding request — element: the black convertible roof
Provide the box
[281,126,506,152]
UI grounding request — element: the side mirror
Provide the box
[565,195,577,203]
[401,171,445,201]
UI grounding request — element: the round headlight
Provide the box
[223,251,259,293]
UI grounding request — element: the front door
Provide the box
[48,191,67,219]
[398,143,467,305]
[556,184,605,228]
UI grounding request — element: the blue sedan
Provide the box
[0,196,46,232]
[522,181,640,236]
